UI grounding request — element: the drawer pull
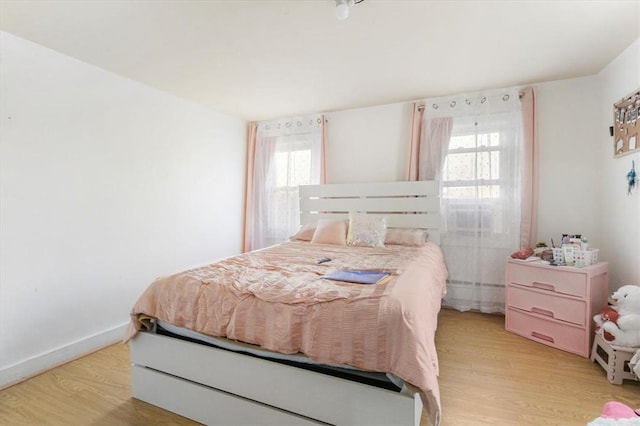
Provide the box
[532,281,555,292]
[531,307,554,318]
[531,331,554,343]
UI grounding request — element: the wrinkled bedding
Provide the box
[126,241,448,425]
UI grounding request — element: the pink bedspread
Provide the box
[126,241,448,425]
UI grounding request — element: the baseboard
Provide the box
[0,322,128,389]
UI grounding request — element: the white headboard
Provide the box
[299,181,441,245]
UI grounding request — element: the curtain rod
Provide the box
[417,91,525,111]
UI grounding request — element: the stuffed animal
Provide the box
[588,401,640,425]
[510,247,534,260]
[597,285,640,348]
[594,306,621,341]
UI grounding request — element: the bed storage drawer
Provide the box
[507,285,586,326]
[507,264,586,297]
[132,365,323,425]
[131,332,422,426]
[506,308,586,356]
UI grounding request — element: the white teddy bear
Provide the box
[600,285,640,348]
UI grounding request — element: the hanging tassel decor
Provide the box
[627,160,636,195]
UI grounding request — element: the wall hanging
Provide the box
[613,88,640,157]
[628,160,636,195]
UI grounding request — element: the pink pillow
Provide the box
[384,228,429,246]
[310,219,347,245]
[290,223,316,241]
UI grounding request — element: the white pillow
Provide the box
[346,212,387,248]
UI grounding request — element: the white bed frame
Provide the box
[130,181,441,426]
[299,180,441,245]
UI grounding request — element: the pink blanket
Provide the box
[126,241,447,424]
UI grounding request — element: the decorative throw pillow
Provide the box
[290,222,316,241]
[384,228,429,246]
[346,212,387,248]
[310,219,348,245]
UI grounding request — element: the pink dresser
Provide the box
[505,259,609,357]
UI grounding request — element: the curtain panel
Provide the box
[242,115,326,253]
[520,87,538,250]
[407,103,424,181]
[418,117,454,181]
[242,123,259,253]
[410,87,536,313]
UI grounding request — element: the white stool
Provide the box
[590,333,639,384]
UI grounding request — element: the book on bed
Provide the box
[322,269,390,285]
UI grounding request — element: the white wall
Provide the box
[597,38,640,290]
[0,32,247,386]
[325,102,411,183]
[535,76,602,248]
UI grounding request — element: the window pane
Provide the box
[443,153,475,181]
[448,134,476,149]
[448,132,499,149]
[443,186,477,199]
[476,151,500,180]
[481,132,500,147]
[274,148,312,188]
[274,151,289,188]
[443,185,500,199]
[289,150,311,187]
[443,152,499,181]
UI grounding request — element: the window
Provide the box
[443,130,502,200]
[421,88,526,314]
[442,118,517,235]
[247,116,324,252]
[265,136,315,246]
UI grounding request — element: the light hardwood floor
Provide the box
[1,309,638,425]
[435,309,638,425]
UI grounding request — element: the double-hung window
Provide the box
[266,136,316,247]
[248,116,324,251]
[442,114,520,240]
[421,88,525,313]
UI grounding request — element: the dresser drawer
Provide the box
[507,264,587,298]
[506,308,587,356]
[507,285,586,326]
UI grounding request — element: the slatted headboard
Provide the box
[298,181,441,245]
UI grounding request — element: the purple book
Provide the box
[322,269,389,284]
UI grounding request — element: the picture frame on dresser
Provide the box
[505,259,609,357]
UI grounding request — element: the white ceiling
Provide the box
[1,0,638,121]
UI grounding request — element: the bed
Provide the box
[125,180,447,426]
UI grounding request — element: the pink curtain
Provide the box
[406,103,424,181]
[419,117,454,181]
[520,87,538,249]
[242,124,278,252]
[251,135,279,251]
[242,123,258,253]
[406,102,453,182]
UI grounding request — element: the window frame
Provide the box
[442,121,513,236]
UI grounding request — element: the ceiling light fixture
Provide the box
[335,0,364,21]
